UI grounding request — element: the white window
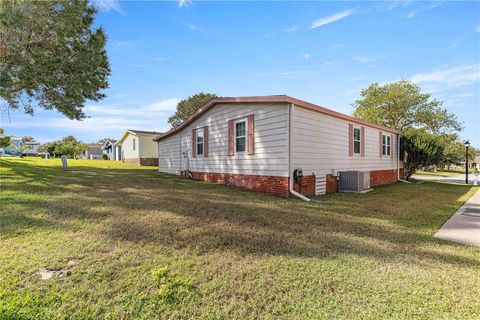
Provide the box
[235,120,246,153]
[382,134,391,156]
[353,127,361,154]
[196,129,204,156]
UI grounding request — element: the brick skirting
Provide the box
[326,174,339,193]
[292,174,316,196]
[190,172,289,197]
[184,168,400,197]
[370,169,399,186]
[124,158,159,166]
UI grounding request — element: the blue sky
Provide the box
[2,0,479,146]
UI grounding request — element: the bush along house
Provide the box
[153,96,402,198]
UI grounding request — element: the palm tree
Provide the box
[12,144,29,158]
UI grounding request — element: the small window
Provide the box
[235,120,246,153]
[382,134,391,156]
[196,129,204,156]
[133,138,136,151]
[353,127,361,154]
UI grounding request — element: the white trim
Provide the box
[234,118,248,154]
[196,127,204,156]
[353,126,361,155]
[382,133,391,156]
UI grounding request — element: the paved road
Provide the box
[434,188,480,247]
[412,173,479,185]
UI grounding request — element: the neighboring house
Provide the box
[101,139,117,160]
[115,130,161,165]
[80,144,103,159]
[154,95,402,197]
[23,141,40,156]
[471,155,480,170]
[3,137,40,156]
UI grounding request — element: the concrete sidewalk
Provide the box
[434,188,480,247]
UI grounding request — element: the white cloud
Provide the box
[353,55,385,63]
[184,22,205,32]
[84,98,180,117]
[93,0,124,15]
[411,64,480,92]
[303,53,310,59]
[406,10,416,18]
[476,25,480,32]
[178,0,192,8]
[285,25,300,32]
[311,9,355,29]
[4,98,181,142]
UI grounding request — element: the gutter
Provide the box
[397,133,410,184]
[288,103,311,202]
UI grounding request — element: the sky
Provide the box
[1,0,479,147]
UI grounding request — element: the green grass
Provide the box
[415,169,465,177]
[1,158,479,319]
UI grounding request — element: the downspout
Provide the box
[288,103,311,201]
[397,133,410,183]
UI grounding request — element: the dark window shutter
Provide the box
[360,126,365,157]
[228,120,234,156]
[348,123,353,156]
[379,131,382,157]
[247,114,254,155]
[192,128,196,158]
[204,126,209,157]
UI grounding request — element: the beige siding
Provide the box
[121,133,139,160]
[157,102,289,176]
[138,135,158,158]
[291,105,399,176]
[158,134,181,174]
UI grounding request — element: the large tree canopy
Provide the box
[40,136,87,158]
[168,93,218,128]
[401,128,445,180]
[0,0,110,120]
[353,79,462,134]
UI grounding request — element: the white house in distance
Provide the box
[154,95,402,197]
[115,129,161,166]
[80,144,103,159]
[101,139,117,160]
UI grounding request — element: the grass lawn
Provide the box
[1,158,479,319]
[415,170,463,177]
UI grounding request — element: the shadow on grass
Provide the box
[1,159,478,267]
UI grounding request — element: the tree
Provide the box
[0,0,110,120]
[12,144,29,158]
[441,139,477,170]
[97,138,114,145]
[22,136,34,143]
[401,129,445,180]
[40,136,87,158]
[52,136,87,158]
[353,79,462,134]
[0,128,10,150]
[168,93,218,128]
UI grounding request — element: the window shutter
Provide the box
[192,128,196,158]
[204,126,209,157]
[360,126,365,157]
[379,131,382,157]
[228,120,234,156]
[348,123,353,156]
[247,114,255,155]
[390,134,394,157]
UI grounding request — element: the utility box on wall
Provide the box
[339,171,370,192]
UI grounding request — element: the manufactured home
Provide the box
[154,96,402,197]
[115,130,161,166]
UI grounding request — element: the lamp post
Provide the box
[465,140,470,184]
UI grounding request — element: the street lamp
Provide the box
[465,140,470,184]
